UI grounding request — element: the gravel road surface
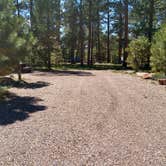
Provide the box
[0,70,166,166]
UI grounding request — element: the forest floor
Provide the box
[0,70,166,165]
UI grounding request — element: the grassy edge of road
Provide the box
[34,63,132,71]
[35,63,166,80]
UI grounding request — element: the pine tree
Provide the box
[0,0,35,79]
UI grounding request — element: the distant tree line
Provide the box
[0,0,166,79]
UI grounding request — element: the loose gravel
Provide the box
[0,70,166,166]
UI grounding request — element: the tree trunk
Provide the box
[16,0,21,80]
[79,0,84,66]
[18,63,22,81]
[47,36,51,70]
[47,53,51,70]
[123,0,129,68]
[80,40,84,66]
[97,9,101,63]
[107,0,110,63]
[16,0,20,16]
[29,0,33,29]
[147,0,155,68]
[70,48,75,64]
[47,10,51,70]
[118,10,123,64]
[56,0,61,43]
[148,0,154,43]
[88,0,92,66]
[90,24,94,66]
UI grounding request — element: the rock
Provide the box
[125,70,135,74]
[158,79,166,85]
[136,72,153,79]
[142,73,153,79]
[136,72,147,77]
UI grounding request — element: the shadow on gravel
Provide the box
[34,70,95,77]
[0,93,46,125]
[0,77,50,89]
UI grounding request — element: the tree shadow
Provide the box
[0,93,46,125]
[34,70,95,77]
[0,77,50,89]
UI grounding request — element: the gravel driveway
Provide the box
[0,70,166,166]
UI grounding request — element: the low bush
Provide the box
[0,87,8,101]
[127,37,150,71]
[151,24,166,75]
[152,73,166,80]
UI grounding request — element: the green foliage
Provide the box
[0,86,8,101]
[33,33,62,67]
[151,24,166,74]
[30,0,63,68]
[152,73,166,80]
[0,0,36,76]
[0,0,166,70]
[127,37,151,71]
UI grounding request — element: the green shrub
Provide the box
[152,73,166,80]
[151,24,166,75]
[127,37,150,71]
[0,87,8,101]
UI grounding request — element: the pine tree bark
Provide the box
[123,0,129,68]
[88,0,92,66]
[16,0,22,80]
[148,0,154,43]
[29,0,33,29]
[47,10,51,70]
[70,47,75,64]
[16,0,20,16]
[107,1,110,63]
[147,0,155,68]
[90,24,94,66]
[118,9,123,64]
[97,9,101,63]
[56,0,61,43]
[79,0,84,66]
[17,63,22,81]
